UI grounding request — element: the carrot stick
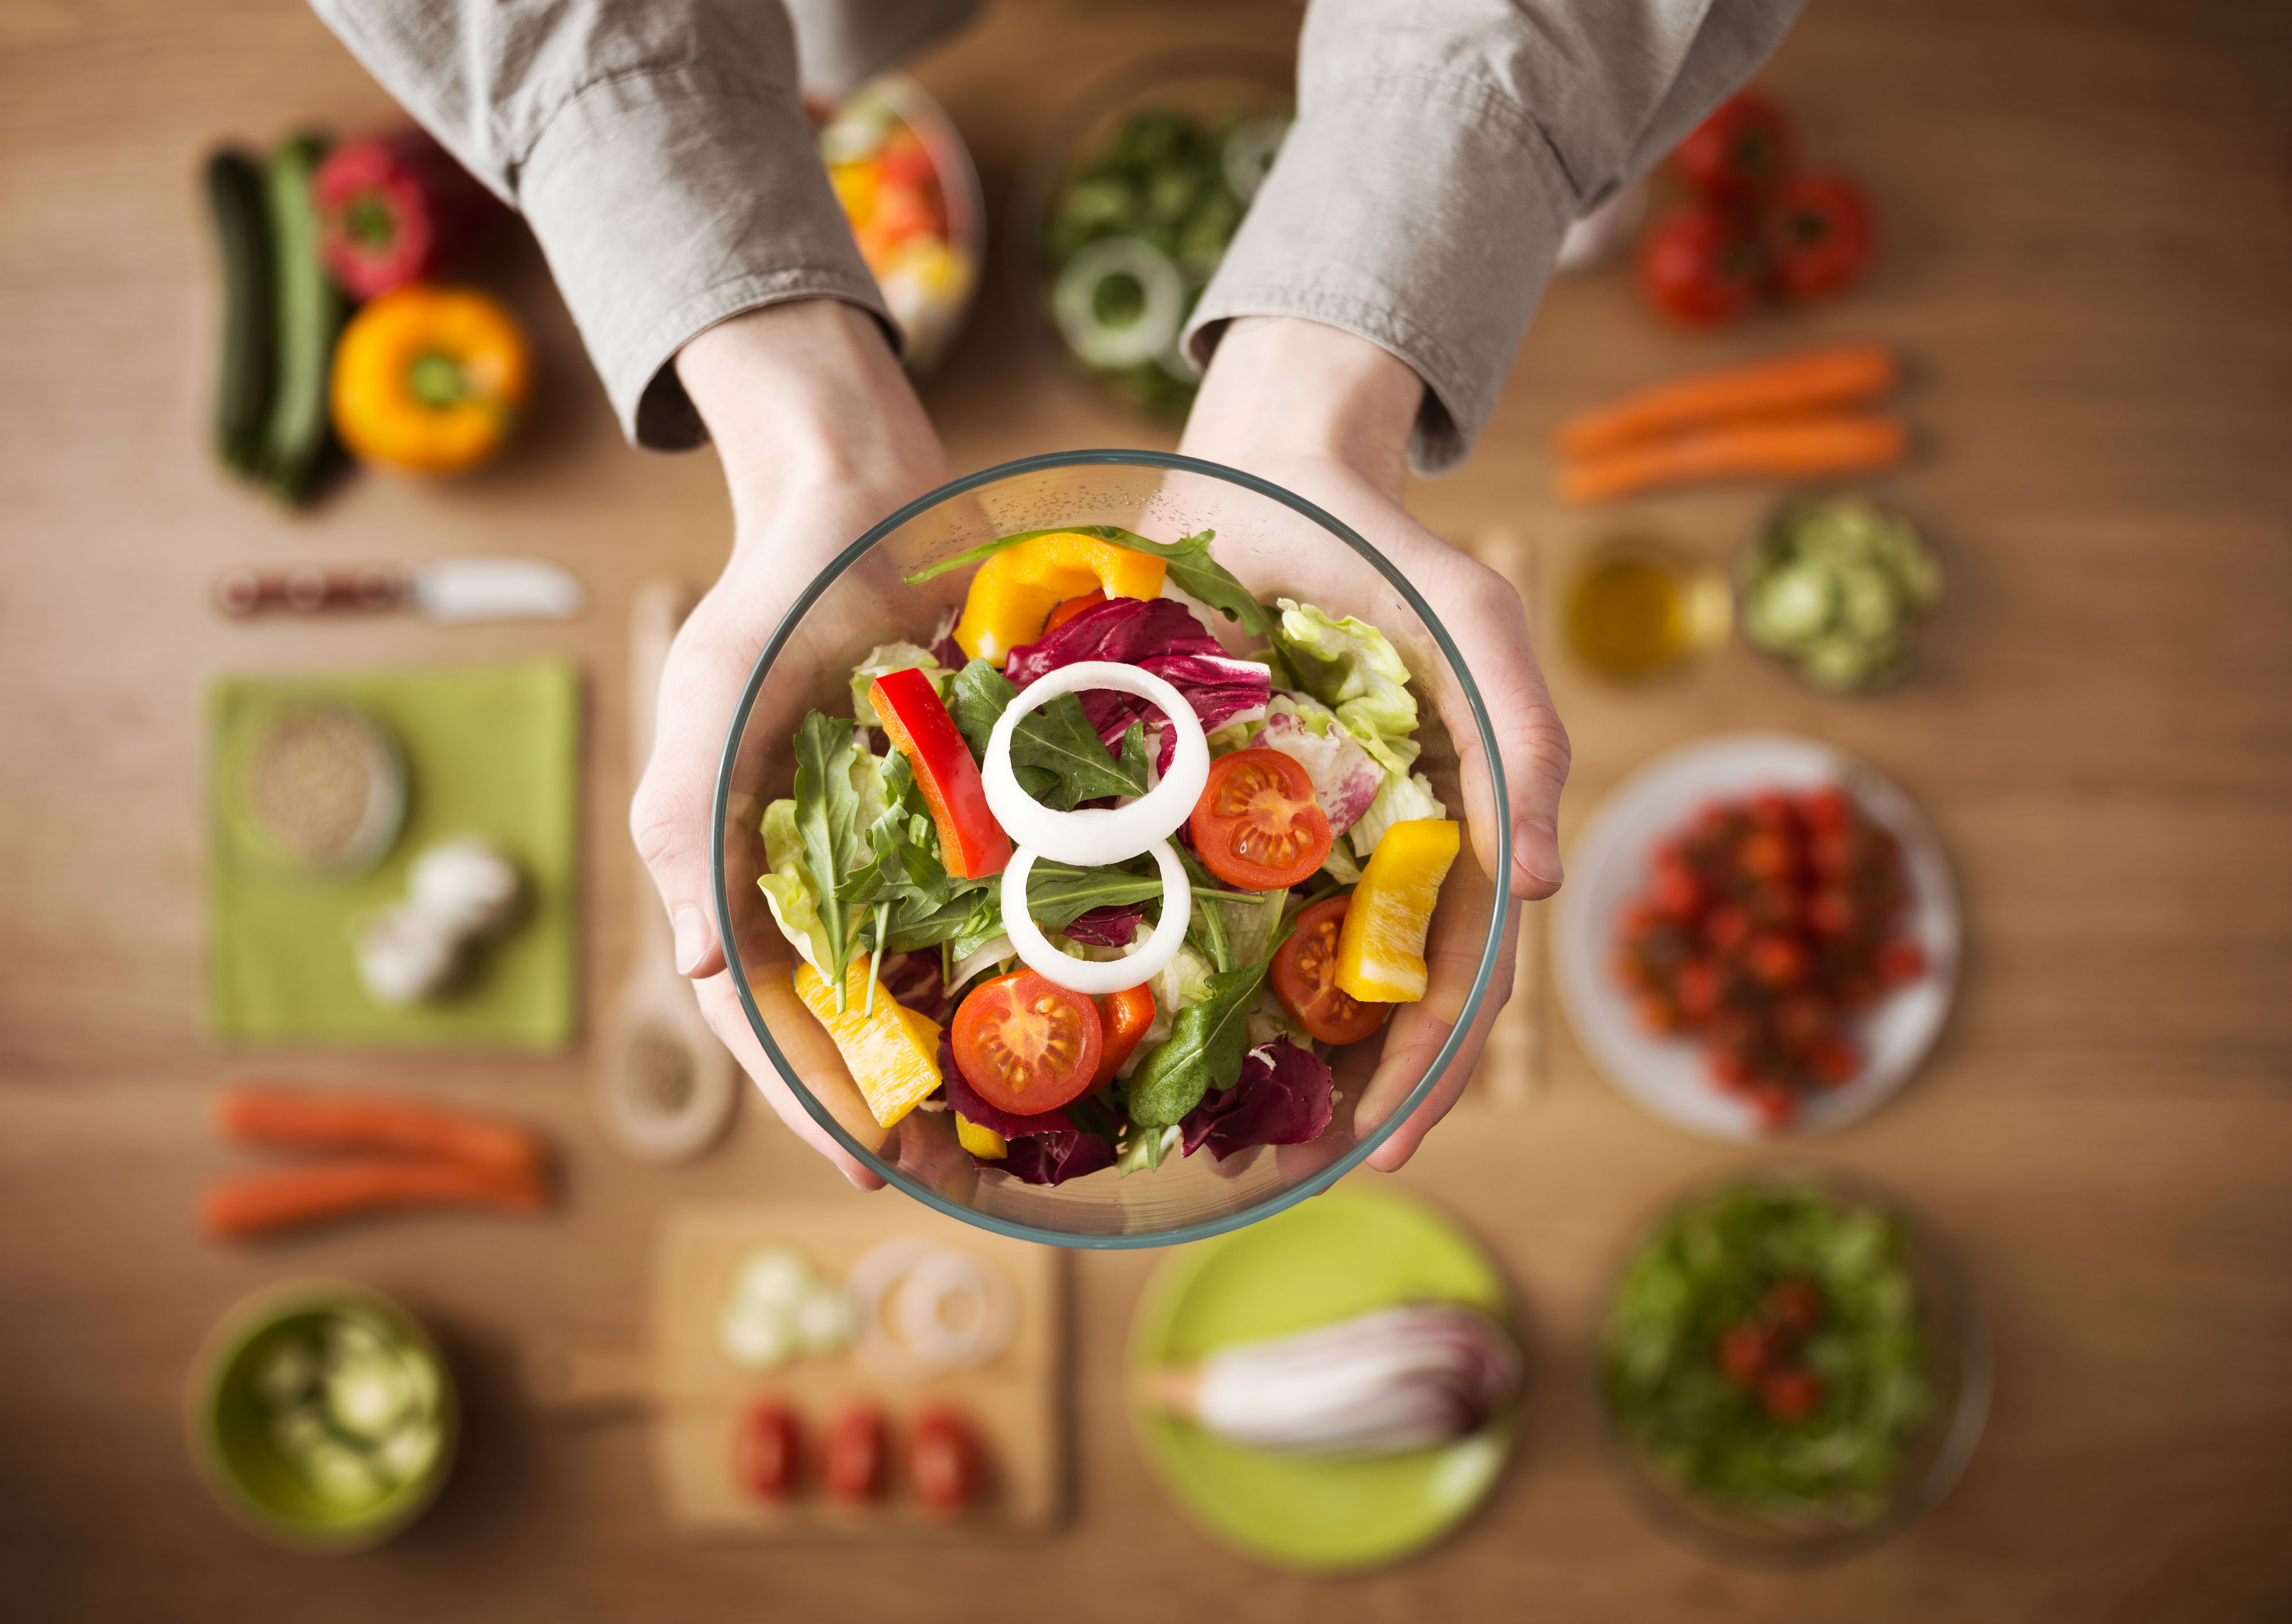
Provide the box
[1555,344,1899,462]
[218,1085,542,1176]
[200,1156,550,1241]
[1556,413,1909,504]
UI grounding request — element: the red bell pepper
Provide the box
[869,666,1011,880]
[313,128,501,300]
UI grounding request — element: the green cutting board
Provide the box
[1128,1181,1518,1573]
[208,661,581,1048]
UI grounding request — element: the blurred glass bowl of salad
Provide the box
[1737,492,1944,694]
[1015,53,1293,419]
[711,451,1511,1248]
[817,73,983,378]
[1598,1172,1989,1565]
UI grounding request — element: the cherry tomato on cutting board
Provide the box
[824,1401,888,1503]
[1763,173,1874,301]
[951,970,1105,1116]
[1092,983,1155,1087]
[908,1406,989,1513]
[733,1399,802,1500]
[1673,92,1798,204]
[1271,896,1390,1045]
[1188,748,1333,891]
[1638,207,1770,325]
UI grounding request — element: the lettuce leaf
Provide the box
[757,798,833,976]
[1348,768,1448,859]
[1274,599,1422,775]
[1254,704,1383,834]
[849,641,951,725]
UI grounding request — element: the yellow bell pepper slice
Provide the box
[1335,819,1461,1003]
[952,532,1167,662]
[793,960,944,1129]
[955,1113,1008,1160]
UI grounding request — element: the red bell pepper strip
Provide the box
[870,666,1011,880]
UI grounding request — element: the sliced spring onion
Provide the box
[999,838,1191,995]
[1051,236,1183,368]
[982,660,1208,866]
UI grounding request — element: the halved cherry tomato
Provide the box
[1091,983,1156,1086]
[1188,747,1333,891]
[1041,590,1108,637]
[908,1405,988,1513]
[871,667,1011,880]
[951,970,1104,1116]
[1271,896,1389,1045]
[823,1401,886,1503]
[734,1399,802,1500]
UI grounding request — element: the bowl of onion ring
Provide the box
[711,450,1514,1246]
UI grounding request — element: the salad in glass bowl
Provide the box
[1019,54,1292,419]
[817,74,983,378]
[712,453,1510,1246]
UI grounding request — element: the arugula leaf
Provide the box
[1025,858,1166,931]
[945,658,1148,810]
[1125,960,1269,1128]
[791,712,881,1005]
[906,525,1275,644]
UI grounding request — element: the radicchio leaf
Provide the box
[880,949,947,1023]
[1254,707,1383,834]
[1061,903,1144,947]
[1180,1037,1336,1161]
[1004,597,1270,772]
[1000,1128,1118,1186]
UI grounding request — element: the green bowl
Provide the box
[187,1281,458,1552]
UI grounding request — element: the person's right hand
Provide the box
[631,299,948,1188]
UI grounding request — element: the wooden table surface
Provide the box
[4,0,2289,1617]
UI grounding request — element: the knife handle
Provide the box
[215,566,410,616]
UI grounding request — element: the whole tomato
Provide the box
[1674,92,1798,204]
[1638,207,1769,325]
[1764,174,1875,300]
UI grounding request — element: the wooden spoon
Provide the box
[594,580,738,1162]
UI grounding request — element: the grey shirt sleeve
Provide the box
[1185,0,1806,474]
[308,0,898,449]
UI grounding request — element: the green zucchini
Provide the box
[258,133,347,504]
[203,148,274,477]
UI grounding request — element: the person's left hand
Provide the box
[1178,316,1571,1171]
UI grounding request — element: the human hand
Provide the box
[1178,316,1571,1171]
[631,300,949,1188]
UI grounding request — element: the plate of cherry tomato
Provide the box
[1552,734,1959,1140]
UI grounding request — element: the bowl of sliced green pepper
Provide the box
[1737,492,1945,694]
[1597,1172,1989,1564]
[189,1281,456,1551]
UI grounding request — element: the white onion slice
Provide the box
[982,661,1209,867]
[1000,838,1190,995]
[847,1238,1016,1382]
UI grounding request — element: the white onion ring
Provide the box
[999,838,1190,995]
[982,661,1209,866]
[847,1238,1016,1381]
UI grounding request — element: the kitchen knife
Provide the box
[215,559,586,624]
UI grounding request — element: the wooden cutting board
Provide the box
[648,1199,1066,1539]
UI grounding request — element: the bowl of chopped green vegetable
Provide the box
[1737,492,1945,694]
[1597,1171,1989,1564]
[1014,52,1293,420]
[712,450,1513,1248]
[189,1281,456,1551]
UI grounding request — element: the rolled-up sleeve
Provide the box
[1186,0,1805,474]
[309,0,890,449]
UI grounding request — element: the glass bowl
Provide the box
[1593,1167,1991,1566]
[710,450,1511,1248]
[1008,51,1294,421]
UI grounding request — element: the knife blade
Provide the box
[215,559,586,624]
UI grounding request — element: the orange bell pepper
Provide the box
[952,532,1166,662]
[329,283,529,473]
[955,1114,1008,1160]
[794,960,944,1129]
[1335,819,1461,1003]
